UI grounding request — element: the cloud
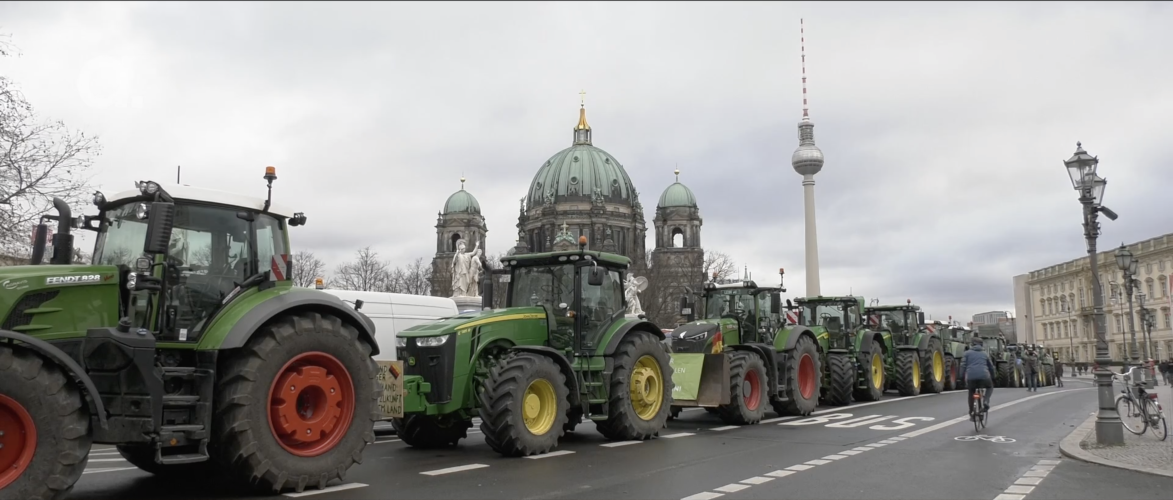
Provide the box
[3,1,1172,323]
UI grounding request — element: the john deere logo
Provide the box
[408,357,416,366]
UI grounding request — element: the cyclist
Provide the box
[961,337,996,415]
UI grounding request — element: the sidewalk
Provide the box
[1059,374,1173,478]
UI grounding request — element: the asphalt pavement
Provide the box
[67,376,1173,500]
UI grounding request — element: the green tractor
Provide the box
[789,295,889,405]
[975,325,1016,387]
[1025,344,1055,386]
[0,171,380,498]
[864,301,944,396]
[388,238,673,457]
[926,319,969,391]
[664,270,817,423]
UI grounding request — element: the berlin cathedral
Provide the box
[428,102,707,310]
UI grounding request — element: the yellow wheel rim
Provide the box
[522,379,557,435]
[912,356,921,389]
[932,352,944,382]
[870,353,884,388]
[629,355,664,420]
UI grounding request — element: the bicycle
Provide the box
[970,387,988,431]
[1113,366,1168,441]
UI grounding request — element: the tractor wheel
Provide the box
[943,355,956,391]
[774,335,820,416]
[895,350,922,397]
[853,341,885,402]
[716,352,767,425]
[392,415,471,448]
[668,406,682,420]
[212,312,378,494]
[0,345,91,500]
[596,332,674,441]
[921,340,945,394]
[824,353,854,406]
[996,361,1010,387]
[479,353,569,456]
[564,406,584,432]
[116,445,213,476]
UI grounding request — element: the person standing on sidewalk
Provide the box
[1162,360,1172,386]
[1023,349,1040,392]
[1054,359,1064,387]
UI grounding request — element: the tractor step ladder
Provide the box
[155,366,214,464]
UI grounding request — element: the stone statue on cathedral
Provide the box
[450,239,482,298]
[624,274,648,316]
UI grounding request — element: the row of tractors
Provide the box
[0,174,1059,499]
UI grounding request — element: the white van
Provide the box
[318,290,460,361]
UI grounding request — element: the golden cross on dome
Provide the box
[460,173,466,190]
[579,90,586,107]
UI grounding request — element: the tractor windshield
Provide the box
[799,301,847,332]
[703,289,756,321]
[873,309,907,333]
[509,264,575,309]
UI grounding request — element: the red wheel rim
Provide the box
[798,353,817,400]
[267,352,356,457]
[743,368,762,410]
[0,394,36,489]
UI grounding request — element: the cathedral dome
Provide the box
[657,169,697,208]
[442,178,481,214]
[525,106,639,209]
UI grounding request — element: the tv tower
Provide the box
[792,18,825,297]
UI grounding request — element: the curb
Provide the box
[1058,414,1173,478]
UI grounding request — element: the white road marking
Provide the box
[821,454,847,460]
[993,494,1025,500]
[889,436,907,441]
[765,470,795,478]
[804,459,831,465]
[681,493,724,500]
[1014,477,1043,486]
[901,389,1083,438]
[850,446,873,451]
[1022,470,1049,477]
[1031,465,1055,471]
[761,416,799,424]
[867,443,888,447]
[713,484,751,493]
[82,467,138,475]
[877,439,898,444]
[712,425,739,431]
[740,476,774,485]
[785,464,814,471]
[283,483,369,497]
[420,464,489,476]
[1038,459,1061,465]
[525,450,575,459]
[1005,485,1034,494]
[662,432,695,439]
[840,450,863,456]
[601,441,642,448]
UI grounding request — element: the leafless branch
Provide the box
[292,250,327,288]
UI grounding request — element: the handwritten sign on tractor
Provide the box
[376,360,404,419]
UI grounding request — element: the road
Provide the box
[68,377,1172,500]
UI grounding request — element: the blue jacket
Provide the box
[961,346,997,381]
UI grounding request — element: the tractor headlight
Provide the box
[416,335,451,347]
[140,181,160,195]
[395,337,407,348]
[126,272,137,290]
[684,330,709,341]
[134,202,150,220]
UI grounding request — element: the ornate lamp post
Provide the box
[1137,292,1156,385]
[1064,142,1123,445]
[1114,245,1142,368]
[1061,297,1075,365]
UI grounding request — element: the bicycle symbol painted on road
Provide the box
[954,434,1016,443]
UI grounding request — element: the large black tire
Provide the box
[996,361,1011,387]
[823,353,854,406]
[854,340,885,402]
[116,445,212,476]
[212,312,378,494]
[1044,366,1055,386]
[921,339,945,394]
[564,406,584,432]
[774,335,820,416]
[596,332,674,441]
[0,345,91,500]
[895,349,921,397]
[392,415,471,448]
[479,353,569,456]
[943,355,956,391]
[716,352,768,425]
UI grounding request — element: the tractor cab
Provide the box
[670,277,783,354]
[793,296,865,349]
[500,242,631,354]
[864,301,926,346]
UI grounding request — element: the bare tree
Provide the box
[703,250,737,282]
[292,250,326,288]
[638,249,740,328]
[331,247,390,292]
[0,35,101,257]
[394,257,432,295]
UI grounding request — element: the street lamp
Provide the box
[1064,141,1124,445]
[1061,296,1075,368]
[1137,292,1156,385]
[1114,244,1142,369]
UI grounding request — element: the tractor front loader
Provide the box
[1,170,379,499]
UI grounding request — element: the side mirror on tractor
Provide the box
[770,292,781,314]
[143,202,177,255]
[680,296,695,323]
[587,266,605,286]
[917,312,925,325]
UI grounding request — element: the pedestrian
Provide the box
[1023,349,1040,392]
[1054,359,1064,387]
[1162,360,1172,386]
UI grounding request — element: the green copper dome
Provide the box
[443,188,481,214]
[526,106,639,208]
[657,181,697,208]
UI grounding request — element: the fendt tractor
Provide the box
[665,270,820,424]
[864,300,945,396]
[387,236,674,457]
[0,170,380,499]
[789,295,889,405]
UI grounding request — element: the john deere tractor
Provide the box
[864,301,945,396]
[388,238,673,457]
[663,271,816,424]
[787,295,890,406]
[975,326,1016,387]
[930,319,972,391]
[0,171,379,499]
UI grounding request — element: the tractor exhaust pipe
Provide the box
[50,197,74,265]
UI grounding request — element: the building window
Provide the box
[1115,315,1122,332]
[1063,323,1069,338]
[1160,260,1166,272]
[1146,263,1153,275]
[1164,309,1171,329]
[1146,279,1155,298]
[1079,288,1085,307]
[1161,276,1169,298]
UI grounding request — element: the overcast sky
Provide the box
[3,1,1171,322]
